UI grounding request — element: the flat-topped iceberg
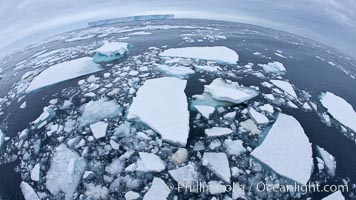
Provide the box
[26,57,102,92]
[204,78,260,104]
[271,80,297,98]
[258,61,286,74]
[154,63,195,78]
[128,77,190,146]
[160,46,239,64]
[251,113,313,184]
[143,178,171,200]
[202,152,231,183]
[320,92,356,133]
[46,144,87,200]
[93,41,129,62]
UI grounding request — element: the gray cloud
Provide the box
[0,0,355,58]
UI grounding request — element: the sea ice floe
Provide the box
[128,31,152,36]
[26,57,103,92]
[204,78,260,104]
[194,105,215,119]
[32,107,56,129]
[160,46,239,64]
[143,178,171,200]
[259,104,274,113]
[194,65,221,72]
[93,41,129,62]
[128,77,190,146]
[317,146,336,176]
[20,181,40,200]
[223,139,246,156]
[46,144,87,200]
[251,113,313,184]
[154,63,195,78]
[170,148,188,165]
[79,98,122,127]
[31,163,40,182]
[136,152,166,172]
[248,107,269,125]
[169,163,199,186]
[320,92,356,133]
[271,80,297,98]
[90,121,108,139]
[0,129,4,149]
[205,127,233,137]
[125,191,140,200]
[258,61,286,74]
[202,152,231,183]
[239,119,261,135]
[323,191,344,200]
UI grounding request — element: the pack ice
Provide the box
[128,77,190,146]
[160,46,239,64]
[26,57,102,92]
[93,41,129,62]
[251,113,313,184]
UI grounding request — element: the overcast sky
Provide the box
[1,0,356,58]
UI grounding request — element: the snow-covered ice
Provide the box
[204,78,259,104]
[128,31,152,36]
[154,63,195,78]
[32,107,56,129]
[317,146,336,176]
[223,139,246,156]
[93,41,129,62]
[160,46,239,64]
[136,152,166,172]
[271,80,297,98]
[240,119,261,135]
[323,191,344,200]
[20,181,40,200]
[194,105,215,119]
[0,129,4,149]
[31,163,40,182]
[258,61,286,74]
[248,107,269,125]
[46,144,87,200]
[202,152,231,183]
[143,178,171,200]
[170,148,188,165]
[205,127,233,137]
[26,57,103,92]
[125,191,140,200]
[128,77,190,146]
[90,121,108,139]
[320,92,356,133]
[168,163,199,186]
[251,113,313,184]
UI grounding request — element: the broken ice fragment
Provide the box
[90,121,108,139]
[248,107,269,125]
[125,191,140,200]
[317,146,336,176]
[93,41,129,62]
[194,105,215,119]
[171,148,188,165]
[46,144,87,200]
[154,63,195,78]
[0,129,4,149]
[32,107,55,129]
[320,92,356,133]
[136,152,166,172]
[31,163,40,182]
[258,61,286,74]
[223,139,246,156]
[240,119,261,135]
[143,178,171,200]
[20,181,40,200]
[205,127,233,137]
[128,77,190,146]
[251,113,313,184]
[323,191,344,200]
[168,163,199,186]
[26,57,102,92]
[270,80,297,98]
[202,152,231,183]
[160,46,239,64]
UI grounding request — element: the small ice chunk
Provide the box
[154,63,195,78]
[205,127,233,137]
[105,158,124,176]
[323,191,344,200]
[20,181,40,200]
[128,77,190,146]
[251,113,313,184]
[208,181,225,194]
[194,65,221,72]
[168,164,199,186]
[32,107,56,129]
[249,107,269,125]
[171,148,188,165]
[125,191,140,200]
[31,163,40,182]
[259,104,274,113]
[46,144,87,200]
[202,152,231,183]
[84,183,109,199]
[136,152,166,172]
[223,139,246,156]
[271,80,297,98]
[0,129,4,149]
[240,119,261,135]
[27,57,102,92]
[93,41,129,62]
[194,105,215,119]
[143,178,171,200]
[317,146,336,176]
[258,61,286,74]
[320,92,356,133]
[90,121,108,139]
[160,46,239,64]
[204,78,259,104]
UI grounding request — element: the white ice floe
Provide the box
[31,163,40,182]
[317,146,336,176]
[32,107,56,129]
[90,121,108,139]
[169,163,199,186]
[194,105,215,119]
[204,78,259,104]
[194,65,221,72]
[26,57,102,92]
[248,107,269,125]
[46,144,87,200]
[240,119,261,135]
[271,80,297,98]
[0,129,4,149]
[223,139,246,156]
[143,178,171,200]
[205,127,233,137]
[323,191,344,200]
[20,181,40,200]
[259,104,274,113]
[251,113,313,184]
[160,46,239,64]
[79,98,122,127]
[154,63,195,78]
[171,148,188,165]
[128,77,190,146]
[125,191,140,200]
[93,41,129,62]
[202,152,231,183]
[320,92,356,133]
[128,31,152,36]
[136,152,166,172]
[258,61,286,74]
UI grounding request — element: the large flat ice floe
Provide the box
[202,152,231,183]
[251,113,313,184]
[128,77,190,146]
[204,78,260,104]
[26,57,103,92]
[160,46,239,64]
[270,80,297,98]
[320,92,356,133]
[93,41,129,62]
[46,144,87,200]
[143,178,171,200]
